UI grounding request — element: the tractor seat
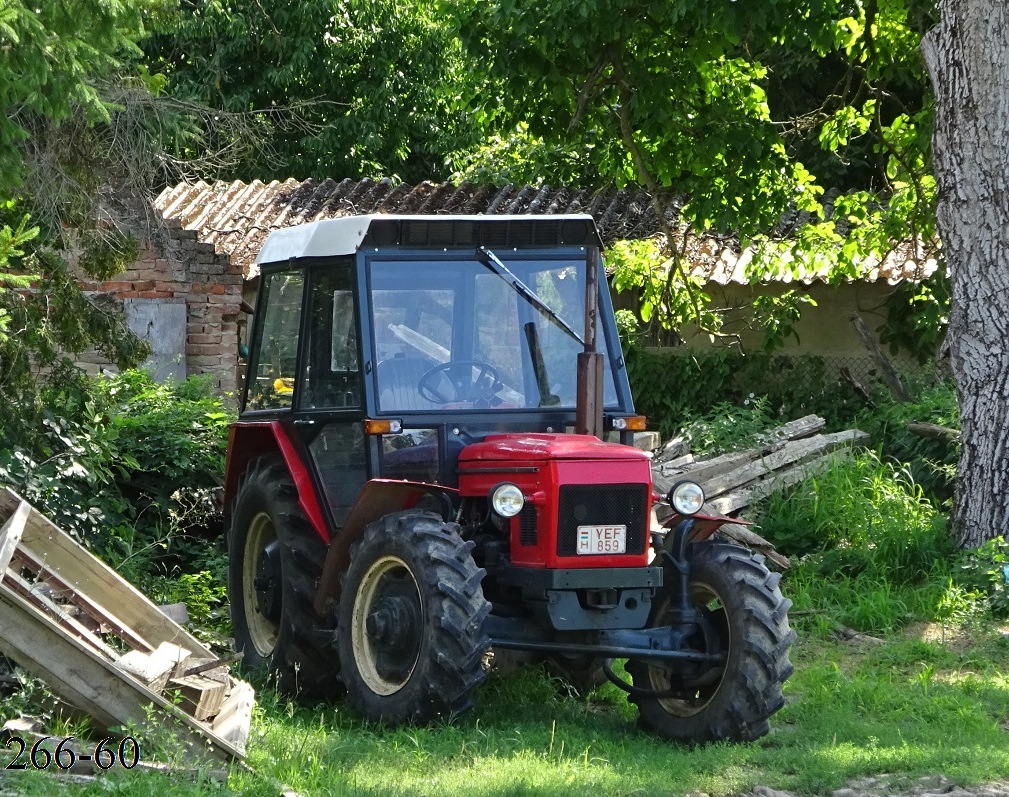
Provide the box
[376,356,441,411]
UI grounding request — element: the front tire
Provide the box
[337,510,490,724]
[228,457,340,697]
[627,542,795,743]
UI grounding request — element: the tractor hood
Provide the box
[458,433,651,464]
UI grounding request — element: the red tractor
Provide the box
[224,214,794,743]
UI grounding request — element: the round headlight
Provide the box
[490,483,525,518]
[668,481,705,516]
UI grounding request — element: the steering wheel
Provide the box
[418,361,501,406]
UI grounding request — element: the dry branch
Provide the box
[849,313,912,402]
[908,421,961,441]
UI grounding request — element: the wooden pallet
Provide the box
[0,487,253,762]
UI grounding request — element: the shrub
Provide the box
[625,346,867,440]
[0,369,233,586]
[757,450,954,575]
[957,536,1009,618]
[679,396,776,456]
[857,377,959,506]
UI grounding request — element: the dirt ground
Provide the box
[740,776,1009,797]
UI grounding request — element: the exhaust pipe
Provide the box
[575,246,604,438]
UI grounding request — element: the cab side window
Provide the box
[300,265,361,409]
[246,270,304,411]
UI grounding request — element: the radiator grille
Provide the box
[518,505,538,546]
[557,484,649,557]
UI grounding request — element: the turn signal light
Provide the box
[612,415,647,431]
[364,418,403,435]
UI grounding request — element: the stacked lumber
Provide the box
[652,415,870,567]
[653,414,869,515]
[0,487,253,763]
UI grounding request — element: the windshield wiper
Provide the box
[476,246,584,346]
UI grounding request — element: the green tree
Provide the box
[443,0,1009,552]
[443,0,939,345]
[0,0,154,444]
[144,0,479,183]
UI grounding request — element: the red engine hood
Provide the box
[458,433,651,464]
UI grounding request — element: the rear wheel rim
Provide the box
[351,555,423,696]
[243,511,279,657]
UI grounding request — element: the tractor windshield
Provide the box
[368,254,620,412]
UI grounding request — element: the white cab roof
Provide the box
[255,213,598,265]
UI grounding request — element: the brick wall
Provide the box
[78,220,244,395]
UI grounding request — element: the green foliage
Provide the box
[761,451,956,634]
[758,443,1005,635]
[625,345,864,440]
[449,122,600,186]
[0,0,145,195]
[0,370,233,588]
[145,0,478,183]
[857,377,959,504]
[750,290,818,352]
[608,239,718,343]
[679,398,775,457]
[0,0,163,420]
[148,569,230,641]
[957,537,1009,618]
[879,268,951,363]
[442,0,938,343]
[758,451,954,569]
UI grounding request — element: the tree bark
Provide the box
[922,2,1009,547]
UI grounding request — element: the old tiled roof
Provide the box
[154,178,937,284]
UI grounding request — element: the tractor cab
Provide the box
[225,214,794,744]
[236,214,639,526]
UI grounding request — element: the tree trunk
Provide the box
[922,2,1009,547]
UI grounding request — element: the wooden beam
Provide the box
[211,681,255,754]
[0,500,30,574]
[3,570,120,661]
[706,448,856,515]
[0,585,244,760]
[698,430,869,500]
[0,488,207,657]
[0,487,253,760]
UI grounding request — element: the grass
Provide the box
[4,622,1008,797]
[5,412,1009,796]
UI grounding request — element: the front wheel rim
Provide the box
[242,511,280,657]
[648,582,730,716]
[351,555,423,696]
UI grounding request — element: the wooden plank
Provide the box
[0,488,207,657]
[699,430,869,499]
[3,570,121,661]
[707,449,854,515]
[12,547,155,652]
[0,487,254,760]
[850,313,911,402]
[116,642,192,692]
[673,446,776,482]
[0,500,30,574]
[753,414,826,445]
[211,681,255,755]
[0,584,245,761]
[168,674,228,721]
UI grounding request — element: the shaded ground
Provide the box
[742,776,1009,797]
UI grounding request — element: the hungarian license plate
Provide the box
[576,524,627,555]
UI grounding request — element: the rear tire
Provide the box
[228,457,341,698]
[545,655,607,696]
[627,542,795,743]
[337,510,490,724]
